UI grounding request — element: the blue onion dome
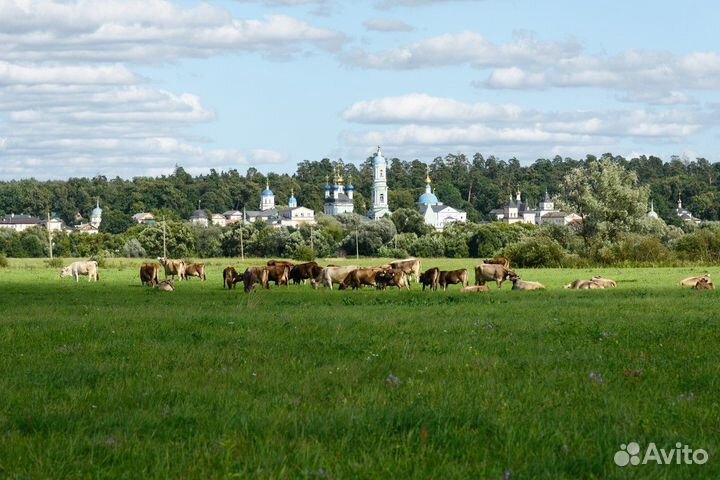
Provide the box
[347,184,354,191]
[91,199,102,215]
[372,145,386,166]
[262,180,274,196]
[417,190,439,205]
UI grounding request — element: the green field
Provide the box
[1,258,718,479]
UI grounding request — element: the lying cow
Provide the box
[694,277,715,290]
[564,279,604,289]
[340,268,384,290]
[419,267,440,291]
[158,257,186,281]
[289,262,322,285]
[590,276,617,288]
[267,264,290,287]
[483,256,510,270]
[509,274,545,291]
[140,263,160,287]
[60,260,99,282]
[680,274,711,287]
[185,263,207,281]
[475,263,514,288]
[461,285,489,293]
[439,269,468,291]
[155,280,175,291]
[389,258,421,283]
[375,269,410,290]
[312,266,358,290]
[243,267,269,293]
[223,266,241,289]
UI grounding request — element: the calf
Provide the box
[439,269,468,291]
[223,266,241,289]
[419,267,440,291]
[140,263,160,287]
[185,263,207,281]
[155,280,175,292]
[60,261,99,282]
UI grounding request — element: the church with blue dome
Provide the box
[324,165,355,216]
[416,168,467,231]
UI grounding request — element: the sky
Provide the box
[0,0,719,180]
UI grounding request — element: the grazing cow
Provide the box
[680,274,711,287]
[312,266,358,289]
[389,258,421,283]
[509,274,545,291]
[419,267,440,291]
[267,264,290,286]
[60,260,99,282]
[243,267,269,293]
[267,259,295,268]
[461,285,490,293]
[564,279,603,289]
[694,277,715,290]
[483,256,510,270]
[155,280,175,291]
[289,262,322,285]
[590,276,617,288]
[375,269,410,290]
[340,268,384,290]
[438,269,468,291]
[158,257,186,281]
[184,263,207,281]
[474,263,514,288]
[222,266,241,289]
[140,263,160,287]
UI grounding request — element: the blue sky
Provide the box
[0,0,718,179]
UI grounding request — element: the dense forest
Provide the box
[1,152,720,265]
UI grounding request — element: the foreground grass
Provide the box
[0,258,718,479]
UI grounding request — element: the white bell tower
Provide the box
[368,146,390,219]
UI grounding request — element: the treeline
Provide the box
[1,152,720,229]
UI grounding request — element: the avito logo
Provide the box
[615,442,709,466]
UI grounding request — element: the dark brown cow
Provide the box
[419,267,440,291]
[223,266,241,289]
[140,263,160,287]
[375,269,410,290]
[243,267,269,293]
[475,263,514,288]
[184,263,207,281]
[267,264,290,286]
[267,260,295,268]
[158,257,186,281]
[694,277,715,290]
[439,269,468,291]
[289,262,322,285]
[483,256,510,270]
[340,268,383,290]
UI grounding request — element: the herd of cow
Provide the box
[57,257,715,292]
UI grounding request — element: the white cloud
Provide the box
[376,0,485,8]
[0,61,137,85]
[363,19,414,33]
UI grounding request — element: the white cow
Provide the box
[312,266,358,290]
[60,261,99,282]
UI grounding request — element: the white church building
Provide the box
[368,146,391,219]
[416,169,467,231]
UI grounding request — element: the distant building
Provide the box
[368,146,391,220]
[189,208,209,227]
[324,168,354,216]
[0,214,42,232]
[248,184,316,228]
[416,169,466,231]
[132,212,155,224]
[74,199,102,234]
[647,200,659,219]
[210,214,226,227]
[676,195,701,224]
[493,190,578,226]
[223,210,244,224]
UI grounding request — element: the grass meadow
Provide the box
[0,257,718,479]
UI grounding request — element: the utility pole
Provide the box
[162,216,167,259]
[310,223,314,252]
[47,212,53,260]
[240,207,246,261]
[355,224,359,260]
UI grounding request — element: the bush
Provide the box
[0,253,8,268]
[292,245,316,262]
[672,228,720,263]
[45,257,63,268]
[377,246,409,259]
[89,252,108,268]
[501,235,568,268]
[122,239,147,258]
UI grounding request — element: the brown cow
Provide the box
[155,280,175,292]
[158,257,186,281]
[439,269,468,290]
[694,277,715,290]
[475,263,514,288]
[419,267,440,291]
[483,256,510,270]
[590,276,617,288]
[564,279,603,289]
[340,268,384,290]
[223,266,241,289]
[289,262,322,285]
[375,269,410,290]
[267,264,290,286]
[680,274,711,287]
[185,263,207,281]
[509,274,545,291]
[461,285,490,293]
[267,259,295,268]
[140,263,160,287]
[389,258,421,283]
[243,267,269,293]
